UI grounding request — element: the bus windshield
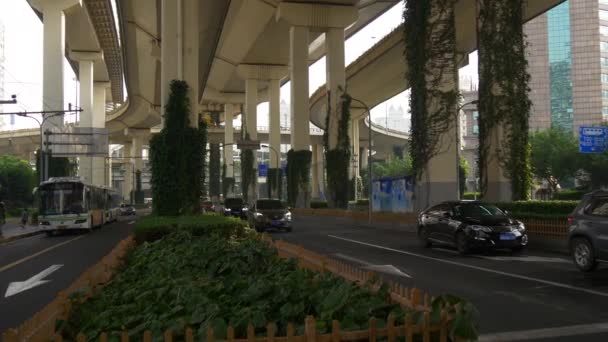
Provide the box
[39,182,85,215]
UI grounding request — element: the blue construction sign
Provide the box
[258,163,268,177]
[579,126,608,154]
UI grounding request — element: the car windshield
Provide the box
[453,203,505,219]
[257,200,284,210]
[225,198,244,208]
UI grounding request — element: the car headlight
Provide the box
[284,212,292,221]
[242,207,248,211]
[254,212,263,218]
[469,225,493,233]
[516,221,526,231]
[224,208,231,212]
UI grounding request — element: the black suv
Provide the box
[568,191,608,272]
[223,197,248,219]
[418,201,528,254]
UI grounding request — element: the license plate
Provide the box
[57,225,67,230]
[500,233,516,241]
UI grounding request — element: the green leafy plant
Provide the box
[477,0,532,200]
[324,88,352,209]
[494,200,578,219]
[241,145,255,203]
[267,168,283,199]
[287,150,312,207]
[133,215,248,243]
[310,201,328,209]
[200,120,209,199]
[404,0,459,186]
[0,155,37,207]
[209,143,221,199]
[149,80,205,215]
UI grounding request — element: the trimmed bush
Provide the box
[134,215,248,244]
[462,192,480,200]
[494,200,578,219]
[310,201,328,209]
[553,190,587,201]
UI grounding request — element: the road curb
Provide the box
[0,230,44,245]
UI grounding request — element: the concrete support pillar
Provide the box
[244,79,258,140]
[183,0,199,127]
[224,104,235,179]
[160,0,177,124]
[311,144,324,200]
[160,0,199,127]
[122,143,132,203]
[326,27,346,150]
[350,118,360,179]
[71,51,102,185]
[410,0,459,210]
[31,0,82,130]
[269,79,281,169]
[361,147,369,169]
[485,127,512,201]
[289,26,310,151]
[92,81,110,186]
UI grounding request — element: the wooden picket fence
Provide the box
[294,208,569,237]
[2,237,135,342]
[4,234,463,342]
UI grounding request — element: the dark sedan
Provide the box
[247,199,292,232]
[418,201,528,254]
[223,197,248,219]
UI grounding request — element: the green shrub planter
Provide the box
[287,150,312,207]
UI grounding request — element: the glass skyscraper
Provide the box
[526,0,606,134]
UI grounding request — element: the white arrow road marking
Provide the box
[5,264,63,298]
[331,253,412,278]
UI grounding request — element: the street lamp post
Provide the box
[349,97,372,224]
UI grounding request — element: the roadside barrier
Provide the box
[293,209,570,237]
[5,233,464,341]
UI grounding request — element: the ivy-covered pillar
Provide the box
[223,104,235,197]
[404,0,460,211]
[269,79,282,199]
[477,0,531,201]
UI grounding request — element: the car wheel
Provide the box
[456,232,469,255]
[418,226,432,248]
[571,238,598,272]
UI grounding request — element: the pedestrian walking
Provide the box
[0,202,6,238]
[20,208,29,228]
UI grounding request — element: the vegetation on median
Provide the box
[56,215,479,341]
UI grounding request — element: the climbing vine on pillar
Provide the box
[324,87,352,209]
[287,149,312,207]
[199,119,209,198]
[477,0,532,200]
[149,80,204,215]
[404,0,459,181]
[267,168,283,199]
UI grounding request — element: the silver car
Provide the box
[568,190,608,272]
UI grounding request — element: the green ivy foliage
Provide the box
[477,0,532,200]
[0,155,37,207]
[404,0,459,182]
[149,80,204,215]
[241,148,254,202]
[200,121,209,198]
[209,143,221,198]
[36,150,76,181]
[222,163,235,198]
[286,150,312,207]
[324,89,352,209]
[267,168,283,199]
[134,170,144,205]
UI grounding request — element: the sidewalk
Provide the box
[0,219,42,243]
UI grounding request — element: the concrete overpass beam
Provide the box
[31,0,82,130]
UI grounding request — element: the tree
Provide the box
[459,157,469,197]
[372,154,413,178]
[530,127,580,193]
[149,80,204,215]
[0,155,37,207]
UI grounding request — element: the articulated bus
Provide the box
[37,177,123,235]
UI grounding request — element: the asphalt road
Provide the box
[0,216,137,333]
[273,216,608,341]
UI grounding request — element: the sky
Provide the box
[0,0,478,132]
[0,0,78,131]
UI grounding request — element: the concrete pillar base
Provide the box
[484,181,512,202]
[414,181,459,211]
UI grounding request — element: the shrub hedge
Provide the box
[462,192,480,200]
[494,200,578,219]
[134,215,248,244]
[310,201,328,209]
[553,190,587,201]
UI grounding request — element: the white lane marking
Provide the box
[327,235,608,298]
[332,253,412,278]
[128,221,136,225]
[431,247,459,255]
[0,235,84,274]
[5,264,63,297]
[476,255,570,263]
[479,322,608,341]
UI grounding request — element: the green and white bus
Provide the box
[37,177,122,235]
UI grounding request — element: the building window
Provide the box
[603,74,608,83]
[601,0,608,4]
[602,42,608,52]
[601,10,608,21]
[603,58,608,68]
[603,90,608,99]
[548,2,574,133]
[472,111,479,135]
[603,107,608,115]
[601,26,608,36]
